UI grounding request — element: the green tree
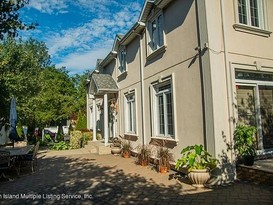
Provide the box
[0,0,36,40]
[34,67,76,127]
[71,71,89,113]
[0,38,88,133]
[0,38,49,122]
[75,110,87,130]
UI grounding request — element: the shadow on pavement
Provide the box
[0,153,273,205]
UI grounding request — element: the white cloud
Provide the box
[55,47,110,75]
[46,6,140,57]
[26,0,144,74]
[28,0,68,14]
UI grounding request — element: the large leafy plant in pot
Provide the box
[233,125,257,166]
[175,144,218,187]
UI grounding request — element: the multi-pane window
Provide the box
[125,93,136,133]
[119,47,126,73]
[238,0,263,28]
[154,83,174,137]
[148,13,164,52]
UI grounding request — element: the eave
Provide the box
[120,22,146,46]
[99,51,117,68]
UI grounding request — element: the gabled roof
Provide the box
[95,59,103,69]
[99,51,117,68]
[120,22,145,46]
[139,0,154,23]
[90,73,118,95]
[112,34,124,51]
[139,0,173,22]
[96,0,174,70]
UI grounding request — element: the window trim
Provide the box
[124,90,137,135]
[146,11,166,57]
[150,75,176,140]
[233,0,272,37]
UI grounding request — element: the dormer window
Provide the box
[118,47,126,73]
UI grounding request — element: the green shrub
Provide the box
[44,133,53,143]
[69,131,83,149]
[56,133,64,142]
[81,132,92,147]
[75,111,87,130]
[51,141,69,150]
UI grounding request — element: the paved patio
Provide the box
[0,148,273,205]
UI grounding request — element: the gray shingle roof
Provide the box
[91,74,118,94]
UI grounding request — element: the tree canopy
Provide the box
[0,2,88,132]
[0,38,88,132]
[0,0,36,40]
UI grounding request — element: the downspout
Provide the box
[220,0,234,162]
[136,32,146,145]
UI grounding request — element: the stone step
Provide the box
[85,141,111,155]
[84,144,97,154]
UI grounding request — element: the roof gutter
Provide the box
[99,51,117,68]
[120,22,145,46]
[154,0,173,8]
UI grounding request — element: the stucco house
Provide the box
[86,0,273,179]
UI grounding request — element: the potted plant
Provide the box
[158,147,173,173]
[175,144,218,187]
[137,145,151,166]
[233,124,257,166]
[110,137,122,155]
[121,140,132,158]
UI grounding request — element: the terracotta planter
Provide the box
[188,169,210,187]
[159,165,168,173]
[111,147,122,155]
[122,151,130,158]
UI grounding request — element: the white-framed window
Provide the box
[153,81,174,138]
[118,47,126,73]
[147,13,164,54]
[125,92,136,133]
[237,0,264,28]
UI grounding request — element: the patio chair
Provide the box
[19,141,40,173]
[0,150,15,181]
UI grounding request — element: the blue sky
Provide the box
[20,0,145,75]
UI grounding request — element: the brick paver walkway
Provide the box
[0,149,272,204]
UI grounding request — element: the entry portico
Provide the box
[88,73,118,146]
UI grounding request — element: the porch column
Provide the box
[92,98,97,141]
[103,93,109,145]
